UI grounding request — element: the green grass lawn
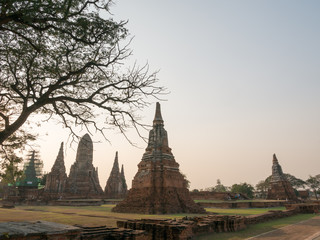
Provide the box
[206,207,285,216]
[0,204,207,227]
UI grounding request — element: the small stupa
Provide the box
[266,154,298,201]
[104,152,127,199]
[44,142,67,197]
[113,103,205,214]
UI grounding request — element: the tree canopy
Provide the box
[0,0,164,152]
[263,173,306,190]
[230,182,254,198]
[306,175,320,200]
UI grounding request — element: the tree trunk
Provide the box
[314,190,318,200]
[0,107,36,145]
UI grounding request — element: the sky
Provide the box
[31,1,320,190]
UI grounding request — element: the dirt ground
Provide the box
[248,215,320,240]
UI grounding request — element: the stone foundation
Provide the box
[267,180,298,201]
[117,209,300,239]
[113,187,205,214]
[285,203,320,213]
[1,206,315,240]
[117,215,246,240]
[190,191,248,201]
[0,221,81,240]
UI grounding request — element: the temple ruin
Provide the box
[64,134,103,197]
[267,154,297,201]
[104,152,127,199]
[44,142,67,198]
[17,151,43,188]
[113,102,205,214]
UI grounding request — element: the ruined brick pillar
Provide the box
[65,134,103,197]
[104,152,127,199]
[266,154,298,201]
[113,103,205,214]
[44,142,67,197]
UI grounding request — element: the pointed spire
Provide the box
[121,164,124,177]
[58,142,64,159]
[273,153,278,164]
[153,102,164,126]
[120,164,127,192]
[51,142,66,173]
[114,151,119,166]
[271,153,285,182]
[111,151,120,173]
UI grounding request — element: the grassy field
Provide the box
[206,207,285,215]
[0,204,317,239]
[0,205,287,227]
[0,204,207,227]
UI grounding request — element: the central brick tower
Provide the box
[266,154,297,201]
[113,103,205,214]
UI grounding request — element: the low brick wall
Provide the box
[48,199,103,206]
[117,215,246,240]
[117,204,320,239]
[245,210,296,225]
[285,203,320,213]
[198,201,292,209]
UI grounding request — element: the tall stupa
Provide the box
[64,134,103,197]
[113,103,205,214]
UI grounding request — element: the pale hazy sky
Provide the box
[32,1,320,190]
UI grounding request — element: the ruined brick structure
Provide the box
[104,152,127,199]
[113,103,205,214]
[120,164,127,195]
[44,142,67,198]
[65,134,103,197]
[267,154,297,201]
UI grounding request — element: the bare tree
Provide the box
[0,0,165,149]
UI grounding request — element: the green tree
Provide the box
[214,179,228,192]
[260,173,306,192]
[255,180,269,199]
[39,172,48,186]
[306,175,320,200]
[181,173,190,189]
[231,182,254,199]
[0,152,23,185]
[0,0,164,147]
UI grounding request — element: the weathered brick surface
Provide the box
[244,210,296,225]
[113,103,205,214]
[104,152,127,199]
[44,142,67,199]
[64,134,103,197]
[117,215,246,239]
[267,154,298,201]
[285,203,320,213]
[0,221,81,240]
[189,191,248,201]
